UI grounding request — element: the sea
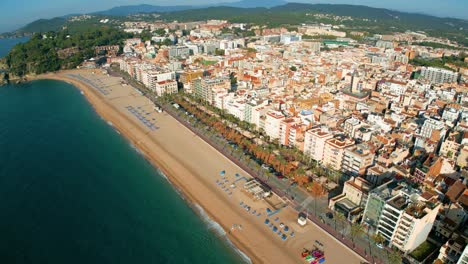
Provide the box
[0,39,247,263]
[0,36,30,58]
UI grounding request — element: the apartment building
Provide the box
[322,137,355,171]
[303,127,333,162]
[168,45,190,58]
[154,80,178,97]
[264,111,285,140]
[343,117,362,139]
[374,190,440,253]
[458,245,468,264]
[143,70,175,91]
[437,235,467,264]
[421,67,459,84]
[194,77,230,104]
[416,118,447,148]
[442,107,461,123]
[440,135,461,158]
[279,118,296,146]
[342,143,375,176]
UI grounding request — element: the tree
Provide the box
[388,250,402,264]
[350,224,364,245]
[215,49,225,56]
[334,211,347,236]
[372,233,385,245]
[290,66,297,71]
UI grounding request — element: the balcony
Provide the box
[379,222,395,234]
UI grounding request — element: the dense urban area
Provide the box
[2,9,468,264]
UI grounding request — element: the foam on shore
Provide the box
[193,204,252,264]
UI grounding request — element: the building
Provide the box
[168,46,190,59]
[376,40,394,49]
[375,190,440,253]
[304,127,333,162]
[329,177,371,222]
[279,119,296,146]
[342,143,375,176]
[443,107,461,123]
[437,235,467,264]
[154,80,178,96]
[440,135,460,159]
[322,137,355,171]
[343,117,361,138]
[194,77,230,104]
[416,118,447,149]
[361,181,400,229]
[264,111,285,140]
[280,33,302,44]
[420,67,459,84]
[458,245,468,264]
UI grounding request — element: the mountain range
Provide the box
[93,0,287,16]
[3,2,467,46]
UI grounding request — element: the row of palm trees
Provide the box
[171,95,406,263]
[173,95,330,194]
[171,94,352,192]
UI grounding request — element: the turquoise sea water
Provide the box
[0,80,245,263]
[0,36,30,57]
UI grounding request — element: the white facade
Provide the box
[264,111,285,140]
[421,67,459,84]
[304,127,333,162]
[377,193,441,253]
[458,245,468,264]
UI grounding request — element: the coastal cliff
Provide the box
[0,59,8,85]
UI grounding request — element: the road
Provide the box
[108,66,394,264]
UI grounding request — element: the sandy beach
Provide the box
[33,69,364,264]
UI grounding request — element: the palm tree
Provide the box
[387,250,402,264]
[350,223,364,248]
[372,233,385,245]
[334,212,346,237]
[277,155,288,176]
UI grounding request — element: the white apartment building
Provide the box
[342,143,375,176]
[343,117,361,138]
[264,111,285,140]
[376,193,441,253]
[251,106,269,131]
[304,127,333,162]
[323,137,355,171]
[421,67,459,84]
[419,118,446,139]
[458,245,468,264]
[225,99,246,121]
[442,107,460,123]
[154,80,178,97]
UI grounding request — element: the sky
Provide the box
[1,0,467,33]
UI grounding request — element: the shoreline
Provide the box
[30,73,263,263]
[28,70,364,264]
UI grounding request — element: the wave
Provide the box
[130,144,143,155]
[193,204,252,264]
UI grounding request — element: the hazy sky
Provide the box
[1,0,467,33]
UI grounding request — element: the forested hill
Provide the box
[158,3,467,45]
[2,27,131,79]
